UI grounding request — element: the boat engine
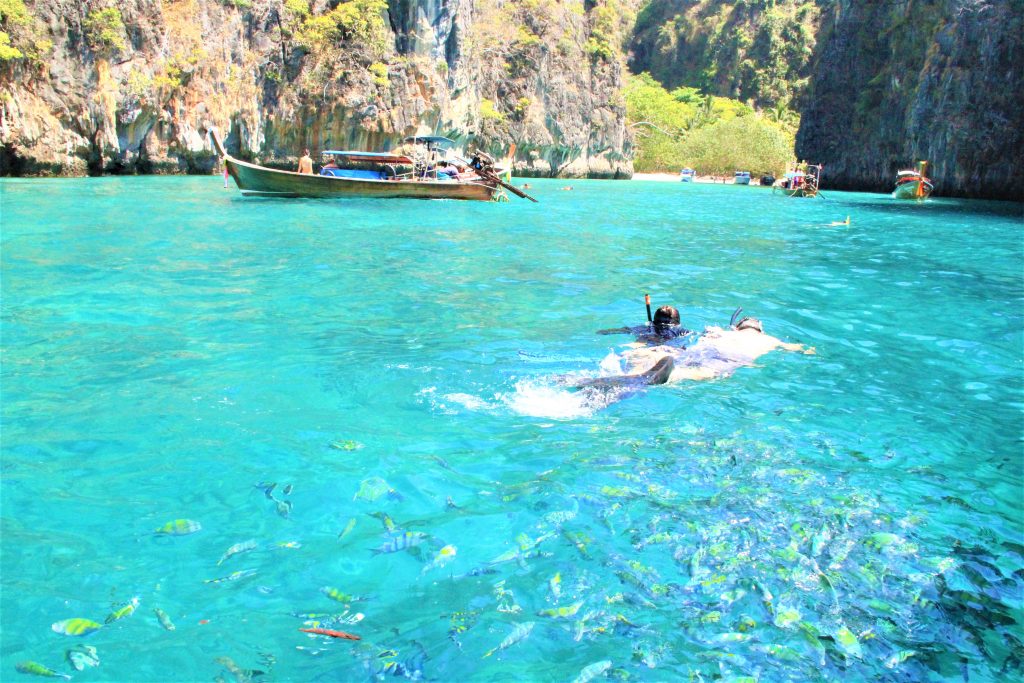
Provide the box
[468,150,496,174]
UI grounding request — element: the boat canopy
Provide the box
[735,171,751,177]
[784,171,805,179]
[322,150,413,164]
[404,135,456,148]
[896,170,925,177]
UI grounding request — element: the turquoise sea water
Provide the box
[2,177,1022,682]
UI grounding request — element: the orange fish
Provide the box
[299,627,361,640]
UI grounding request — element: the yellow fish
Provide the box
[537,600,583,619]
[16,661,71,679]
[154,519,201,536]
[105,597,140,624]
[51,618,102,636]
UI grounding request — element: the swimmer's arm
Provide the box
[779,341,816,354]
[596,327,632,335]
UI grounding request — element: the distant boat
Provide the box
[759,174,775,186]
[773,163,823,198]
[893,161,933,200]
[734,171,751,185]
[680,168,696,182]
[209,131,533,202]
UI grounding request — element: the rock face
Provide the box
[796,0,1024,200]
[0,0,634,178]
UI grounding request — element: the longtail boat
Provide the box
[892,161,933,200]
[209,131,534,202]
[773,162,823,198]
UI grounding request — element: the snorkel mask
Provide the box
[730,307,763,333]
[735,317,763,333]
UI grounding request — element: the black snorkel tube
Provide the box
[645,294,653,328]
[730,306,743,329]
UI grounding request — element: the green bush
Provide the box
[626,71,794,173]
[0,31,21,60]
[83,7,127,56]
[480,99,505,122]
[368,61,388,87]
[679,115,793,175]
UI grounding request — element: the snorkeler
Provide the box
[597,300,692,344]
[614,309,814,384]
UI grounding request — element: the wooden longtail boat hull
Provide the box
[892,178,934,200]
[224,156,498,201]
[773,185,818,198]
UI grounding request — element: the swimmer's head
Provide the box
[735,317,763,333]
[652,305,681,333]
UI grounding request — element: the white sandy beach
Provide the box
[631,172,744,184]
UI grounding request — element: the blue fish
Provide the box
[371,531,427,555]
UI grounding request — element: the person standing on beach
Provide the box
[297,149,313,174]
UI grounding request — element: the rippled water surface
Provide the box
[2,177,1022,681]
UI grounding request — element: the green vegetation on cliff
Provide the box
[625,71,792,174]
[629,0,825,112]
[0,0,51,62]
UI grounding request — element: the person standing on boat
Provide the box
[297,149,313,175]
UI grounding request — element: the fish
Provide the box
[51,617,103,636]
[355,477,392,502]
[537,600,584,619]
[321,586,367,604]
[15,661,71,679]
[549,572,562,599]
[273,540,301,549]
[687,546,708,584]
[218,540,258,565]
[282,484,293,495]
[483,622,535,658]
[773,605,801,628]
[153,607,176,631]
[338,518,357,539]
[214,656,265,683]
[422,544,457,573]
[154,519,201,536]
[255,482,277,498]
[299,627,361,640]
[105,596,140,624]
[445,610,479,649]
[573,660,612,683]
[637,531,679,549]
[834,625,863,658]
[369,512,397,533]
[204,568,258,584]
[884,649,916,669]
[65,644,100,671]
[371,531,426,555]
[329,439,361,450]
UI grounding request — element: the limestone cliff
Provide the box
[795,0,1024,200]
[0,0,634,178]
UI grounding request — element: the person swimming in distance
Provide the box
[597,305,692,344]
[615,314,814,383]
